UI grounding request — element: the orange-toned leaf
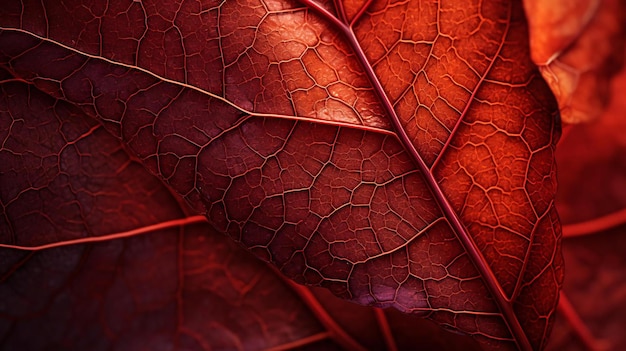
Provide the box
[524,0,626,123]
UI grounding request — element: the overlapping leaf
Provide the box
[0,0,562,349]
[0,80,480,350]
[524,0,626,123]
[546,63,626,351]
[555,65,626,223]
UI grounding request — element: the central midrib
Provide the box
[298,1,532,350]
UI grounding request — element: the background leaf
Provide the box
[524,0,626,123]
[546,56,626,351]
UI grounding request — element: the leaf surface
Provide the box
[0,0,562,349]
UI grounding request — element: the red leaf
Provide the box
[0,80,481,350]
[0,0,562,349]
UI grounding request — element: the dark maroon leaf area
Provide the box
[0,79,481,351]
[0,0,563,350]
[0,82,320,350]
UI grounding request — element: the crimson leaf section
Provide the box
[0,0,562,349]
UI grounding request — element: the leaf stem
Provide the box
[374,308,398,351]
[279,276,368,351]
[0,216,209,250]
[562,207,626,238]
[558,291,608,351]
[265,331,331,351]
